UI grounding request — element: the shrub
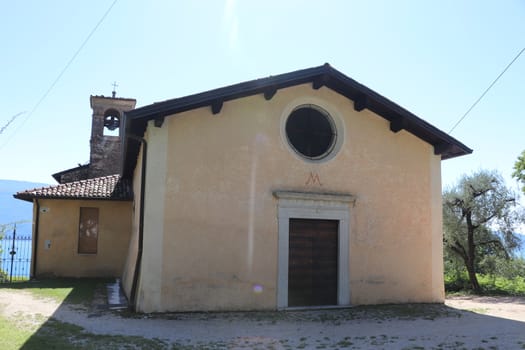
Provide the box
[445,272,525,296]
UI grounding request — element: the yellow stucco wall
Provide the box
[122,146,143,297]
[33,199,132,277]
[131,84,444,312]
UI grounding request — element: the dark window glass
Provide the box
[285,107,335,159]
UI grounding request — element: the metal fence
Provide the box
[0,227,32,283]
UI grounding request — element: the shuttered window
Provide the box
[78,207,99,254]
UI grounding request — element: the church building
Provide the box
[15,64,472,312]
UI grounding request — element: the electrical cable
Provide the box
[0,0,118,150]
[449,46,525,134]
[0,112,26,135]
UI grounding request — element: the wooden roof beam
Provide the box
[312,74,329,90]
[153,116,164,128]
[211,100,223,115]
[354,94,368,112]
[264,87,277,100]
[390,116,404,133]
[434,142,451,156]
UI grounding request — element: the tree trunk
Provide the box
[465,257,481,293]
[466,212,482,293]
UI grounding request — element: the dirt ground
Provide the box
[1,290,525,349]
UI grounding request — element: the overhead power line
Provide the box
[0,0,118,150]
[449,46,525,134]
[0,112,26,135]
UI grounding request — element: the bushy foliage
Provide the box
[0,270,8,283]
[513,150,525,194]
[445,256,525,295]
[443,170,524,292]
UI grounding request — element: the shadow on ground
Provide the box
[2,279,525,349]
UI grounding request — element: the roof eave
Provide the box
[121,64,472,177]
[13,194,132,202]
[126,64,329,121]
[12,194,33,202]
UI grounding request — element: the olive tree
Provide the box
[512,150,525,194]
[443,170,523,293]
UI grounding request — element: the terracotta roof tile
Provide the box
[14,174,132,202]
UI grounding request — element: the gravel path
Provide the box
[1,289,525,349]
[446,295,525,322]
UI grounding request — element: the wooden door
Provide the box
[288,219,338,307]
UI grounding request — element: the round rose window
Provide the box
[285,106,336,160]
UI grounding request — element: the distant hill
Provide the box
[0,179,49,235]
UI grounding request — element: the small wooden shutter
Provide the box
[78,207,99,254]
[288,219,338,307]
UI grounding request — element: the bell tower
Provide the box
[89,95,136,178]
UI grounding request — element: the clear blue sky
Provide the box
[1,1,524,193]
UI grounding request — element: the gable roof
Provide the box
[14,174,132,202]
[122,63,472,177]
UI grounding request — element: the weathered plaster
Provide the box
[430,154,445,302]
[33,199,132,277]
[136,121,168,312]
[131,83,444,311]
[121,145,143,298]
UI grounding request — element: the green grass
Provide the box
[0,315,34,350]
[0,278,173,350]
[478,275,525,295]
[445,273,525,296]
[0,316,170,350]
[0,278,111,304]
[466,307,489,314]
